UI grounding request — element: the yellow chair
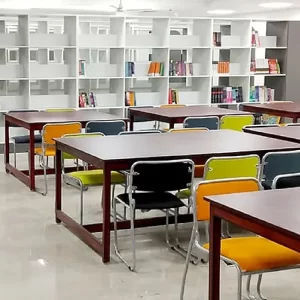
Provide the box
[157,104,186,131]
[45,108,76,112]
[220,115,255,131]
[168,128,208,178]
[62,133,126,225]
[34,122,82,195]
[176,155,260,200]
[180,178,300,300]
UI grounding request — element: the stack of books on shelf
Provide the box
[79,92,96,108]
[251,59,281,74]
[79,60,86,77]
[250,86,275,102]
[214,61,230,74]
[169,61,193,76]
[213,32,221,46]
[147,62,164,76]
[125,90,136,106]
[251,30,261,47]
[211,86,243,104]
[168,88,179,104]
[125,61,135,77]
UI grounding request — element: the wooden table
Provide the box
[129,106,251,130]
[205,187,300,300]
[242,102,300,123]
[54,130,300,263]
[4,110,127,191]
[244,126,300,143]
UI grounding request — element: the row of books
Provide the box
[125,62,135,77]
[125,90,136,106]
[168,88,179,104]
[250,86,275,102]
[216,61,230,74]
[79,91,96,107]
[169,61,193,76]
[211,86,244,104]
[251,30,261,47]
[250,59,281,74]
[147,62,164,76]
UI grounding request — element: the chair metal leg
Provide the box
[36,155,48,196]
[257,274,267,300]
[113,198,136,271]
[13,142,16,168]
[110,185,126,221]
[80,185,84,225]
[180,223,197,300]
[246,275,256,300]
[237,270,243,300]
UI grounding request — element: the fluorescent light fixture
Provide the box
[259,2,293,8]
[207,9,236,15]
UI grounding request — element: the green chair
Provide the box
[176,155,260,202]
[62,133,126,225]
[220,115,255,131]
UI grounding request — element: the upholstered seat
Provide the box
[12,134,42,144]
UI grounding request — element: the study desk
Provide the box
[54,130,300,263]
[4,110,127,191]
[205,187,300,300]
[244,126,300,143]
[242,102,300,123]
[129,106,251,130]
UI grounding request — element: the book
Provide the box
[168,88,179,104]
[125,91,136,106]
[147,62,164,76]
[169,61,193,76]
[125,62,135,77]
[213,32,221,46]
[217,61,230,74]
[249,85,275,102]
[211,86,243,104]
[268,59,280,74]
[79,60,86,77]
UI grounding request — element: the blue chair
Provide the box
[86,120,126,135]
[183,116,219,130]
[8,109,42,167]
[261,150,300,190]
[119,130,161,136]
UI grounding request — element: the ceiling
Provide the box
[0,0,299,18]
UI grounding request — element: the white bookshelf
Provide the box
[0,13,290,142]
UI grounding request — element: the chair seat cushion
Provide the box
[203,236,300,272]
[262,180,272,190]
[116,192,185,210]
[176,189,191,199]
[65,169,126,186]
[11,134,42,144]
[34,147,56,156]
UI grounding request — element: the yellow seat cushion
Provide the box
[66,169,126,186]
[203,237,300,272]
[34,147,56,156]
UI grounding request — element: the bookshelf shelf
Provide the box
[0,14,294,142]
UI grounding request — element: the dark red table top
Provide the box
[243,102,300,114]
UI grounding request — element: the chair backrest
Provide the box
[261,150,300,183]
[220,115,254,131]
[183,116,219,130]
[86,120,126,135]
[42,122,82,146]
[45,108,75,112]
[285,123,300,127]
[119,130,161,135]
[8,109,39,127]
[168,128,208,133]
[160,104,186,108]
[129,159,194,192]
[243,124,280,130]
[204,155,260,180]
[272,173,300,189]
[126,106,154,123]
[195,178,260,221]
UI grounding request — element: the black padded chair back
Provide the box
[272,173,300,189]
[127,106,154,123]
[8,110,39,128]
[183,116,219,130]
[130,160,194,192]
[86,120,126,135]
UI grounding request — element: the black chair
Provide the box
[113,159,194,271]
[86,120,126,135]
[8,109,42,167]
[272,173,300,189]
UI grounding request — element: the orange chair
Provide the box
[34,122,82,195]
[180,178,300,300]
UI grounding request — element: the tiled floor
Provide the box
[1,153,300,300]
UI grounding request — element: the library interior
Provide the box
[2,0,300,299]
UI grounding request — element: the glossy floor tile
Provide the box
[1,153,300,300]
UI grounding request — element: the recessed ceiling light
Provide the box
[259,2,293,8]
[207,9,236,15]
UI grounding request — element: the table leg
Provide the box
[292,117,298,123]
[103,164,111,263]
[4,118,9,171]
[55,147,62,224]
[209,207,221,300]
[129,114,134,131]
[29,128,36,191]
[169,121,175,129]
